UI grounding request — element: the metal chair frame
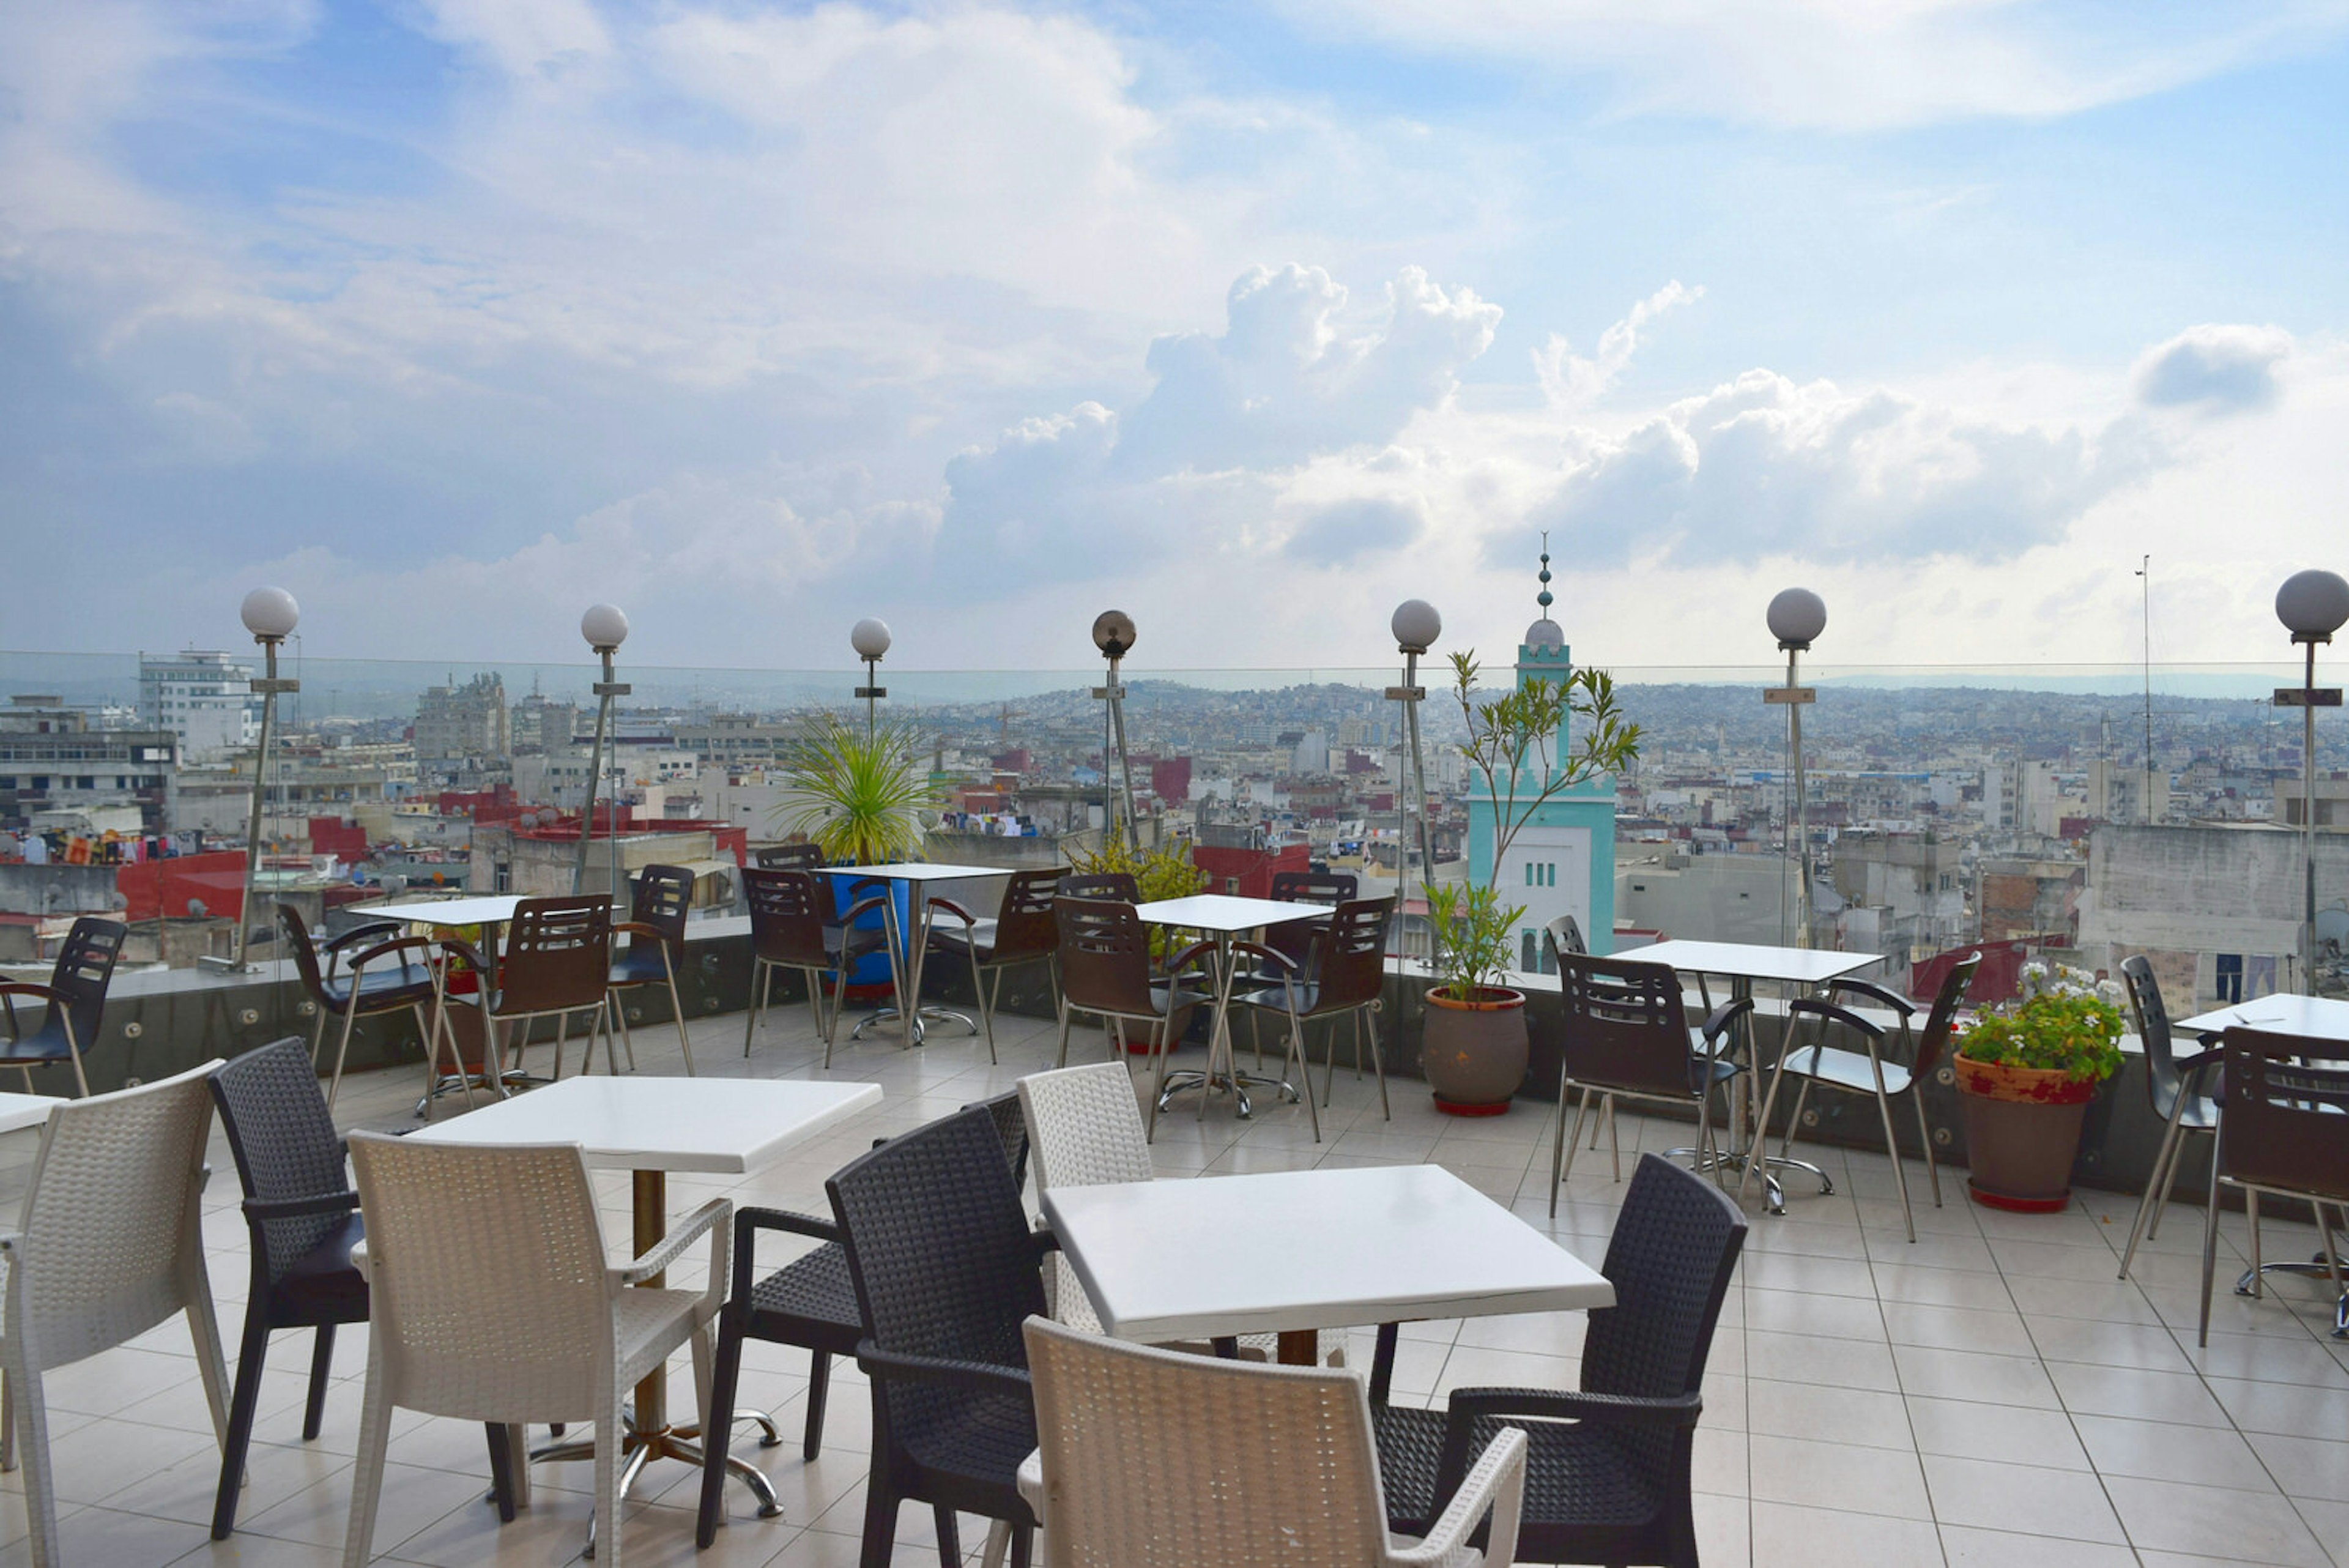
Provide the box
[608,862,698,1076]
[277,904,443,1110]
[0,915,128,1098]
[2116,953,2222,1280]
[2197,1029,2349,1346]
[1233,896,1394,1119]
[930,865,1069,1063]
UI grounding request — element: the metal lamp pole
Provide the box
[1765,589,1827,950]
[851,617,892,740]
[228,587,300,971]
[574,604,630,897]
[2276,570,2349,992]
[1092,611,1137,847]
[1388,600,1441,963]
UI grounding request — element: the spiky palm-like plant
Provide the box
[776,714,941,865]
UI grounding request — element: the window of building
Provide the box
[1521,929,1537,973]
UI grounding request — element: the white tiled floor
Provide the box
[2,1001,2345,1567]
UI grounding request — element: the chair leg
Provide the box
[1911,1091,1943,1208]
[746,960,767,1057]
[609,988,640,1071]
[2244,1188,2263,1298]
[825,968,850,1069]
[1364,1003,1390,1121]
[325,1003,361,1110]
[592,1383,623,1567]
[1875,1083,1916,1243]
[2120,1103,2190,1279]
[4,1349,61,1568]
[485,1422,518,1525]
[1011,1523,1033,1568]
[861,1477,901,1568]
[804,1348,832,1462]
[341,1354,395,1568]
[1555,1082,1590,1215]
[2146,1126,2194,1242]
[303,1321,336,1441]
[210,1309,271,1538]
[696,1312,746,1549]
[934,1504,961,1568]
[972,950,996,1063]
[2198,1127,2225,1348]
[663,966,696,1076]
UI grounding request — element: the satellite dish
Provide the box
[187,898,208,918]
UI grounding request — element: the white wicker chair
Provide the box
[1018,1062,1338,1365]
[1021,1315,1526,1567]
[343,1134,729,1568]
[0,1060,233,1568]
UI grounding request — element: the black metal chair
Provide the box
[1375,1154,1746,1567]
[831,1104,1046,1567]
[276,904,440,1109]
[608,862,697,1075]
[928,865,1067,1062]
[742,868,890,1064]
[2117,953,2223,1280]
[2198,1029,2349,1346]
[206,1039,513,1539]
[1750,952,1981,1243]
[1548,947,1750,1216]
[0,915,127,1097]
[693,1094,1032,1550]
[1232,896,1394,1118]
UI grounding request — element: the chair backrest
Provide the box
[496,895,612,1014]
[1308,897,1394,1011]
[1546,913,1588,957]
[2121,954,2189,1117]
[2216,1030,2349,1204]
[1910,949,1982,1077]
[1551,950,1699,1101]
[210,1038,352,1286]
[963,1089,1034,1193]
[1020,1062,1154,1191]
[828,1106,1045,1391]
[755,842,824,872]
[349,1133,614,1421]
[46,916,127,1052]
[743,867,831,967]
[1023,1314,1392,1567]
[1266,871,1358,965]
[629,863,695,951]
[1055,897,1156,1017]
[279,902,331,1002]
[1582,1154,1747,1477]
[10,1060,223,1367]
[989,865,1067,964]
[1058,871,1139,904]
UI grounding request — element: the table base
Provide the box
[1157,1067,1299,1121]
[850,1005,979,1046]
[525,1416,784,1553]
[2236,1255,2349,1337]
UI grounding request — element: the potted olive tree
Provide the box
[1420,653,1639,1113]
[1952,960,2126,1211]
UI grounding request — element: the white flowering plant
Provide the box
[1956,960,2126,1083]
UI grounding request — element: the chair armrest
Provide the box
[841,894,891,924]
[1394,1425,1526,1568]
[433,936,490,976]
[616,1197,731,1286]
[1828,977,1915,1017]
[1449,1386,1704,1429]
[1015,1448,1045,1520]
[856,1340,1034,1402]
[245,1191,360,1222]
[927,897,978,927]
[1164,938,1217,976]
[0,1229,23,1254]
[612,920,667,942]
[0,982,67,1006]
[1786,998,1883,1038]
[346,935,439,972]
[1698,997,1753,1047]
[2176,1044,2225,1075]
[1228,940,1297,975]
[322,919,404,954]
[732,1206,842,1297]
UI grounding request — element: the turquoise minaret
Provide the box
[1466,535,1620,969]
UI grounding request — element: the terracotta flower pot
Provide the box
[1422,986,1529,1115]
[1953,1055,2100,1213]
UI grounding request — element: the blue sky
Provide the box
[4,1,2346,675]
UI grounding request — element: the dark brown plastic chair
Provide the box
[1233,896,1393,1119]
[276,904,441,1109]
[1234,871,1357,1050]
[0,915,126,1097]
[1754,951,1982,1243]
[742,868,890,1066]
[1548,949,1750,1217]
[429,894,617,1102]
[929,865,1067,1062]
[607,863,697,1076]
[2199,1029,2349,1345]
[1052,897,1211,1140]
[755,842,824,872]
[2117,954,2222,1280]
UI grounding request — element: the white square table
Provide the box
[2176,995,2349,1042]
[1044,1165,1614,1366]
[1134,894,1332,1131]
[349,893,553,1101]
[1623,939,1882,1213]
[821,863,1011,1049]
[409,1076,881,1512]
[0,1093,62,1137]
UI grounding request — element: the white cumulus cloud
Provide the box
[2134,324,2295,415]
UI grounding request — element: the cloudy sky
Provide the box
[4,0,2345,677]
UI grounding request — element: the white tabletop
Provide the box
[1044,1165,1614,1343]
[347,894,532,927]
[408,1076,882,1174]
[1134,894,1331,935]
[821,863,1008,883]
[1632,938,1882,987]
[2176,995,2349,1044]
[0,1093,61,1137]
